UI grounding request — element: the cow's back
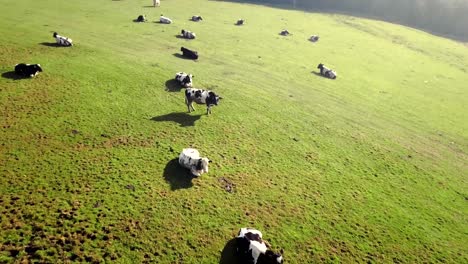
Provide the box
[178,148,200,168]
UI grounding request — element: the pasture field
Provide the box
[0,0,467,263]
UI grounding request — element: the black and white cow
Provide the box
[317,63,337,79]
[185,88,222,115]
[236,228,284,264]
[309,35,319,42]
[175,72,194,87]
[280,29,290,36]
[191,15,203,22]
[136,15,147,22]
[236,19,245,25]
[180,47,198,60]
[53,32,73,46]
[178,148,210,177]
[160,15,173,24]
[181,29,196,39]
[14,63,43,78]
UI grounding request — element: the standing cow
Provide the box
[185,88,222,115]
[153,0,160,7]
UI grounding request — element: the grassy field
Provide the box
[0,0,467,263]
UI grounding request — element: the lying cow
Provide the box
[309,35,319,42]
[53,32,73,46]
[175,72,194,87]
[317,63,337,79]
[236,19,244,25]
[136,15,147,22]
[180,47,198,60]
[14,63,43,78]
[280,29,290,36]
[181,29,196,39]
[185,88,222,115]
[191,15,203,22]
[160,15,172,24]
[178,148,210,177]
[236,228,284,264]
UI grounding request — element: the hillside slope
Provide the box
[0,0,467,263]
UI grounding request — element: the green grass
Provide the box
[0,0,467,263]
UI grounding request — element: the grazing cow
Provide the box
[317,63,337,79]
[180,47,198,60]
[175,72,194,87]
[236,19,244,25]
[153,0,160,7]
[309,35,319,42]
[280,29,290,36]
[191,15,203,22]
[136,15,147,22]
[178,148,210,177]
[160,15,173,24]
[236,228,284,264]
[14,63,43,78]
[181,29,196,39]
[53,32,73,46]
[185,88,222,115]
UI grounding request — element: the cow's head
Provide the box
[196,157,210,173]
[198,16,203,20]
[208,92,222,105]
[317,63,324,69]
[262,250,283,264]
[35,64,43,72]
[181,29,186,34]
[53,32,58,38]
[183,74,193,87]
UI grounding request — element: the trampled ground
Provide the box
[0,0,467,263]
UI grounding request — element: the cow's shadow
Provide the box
[219,238,239,264]
[142,5,155,8]
[311,71,327,78]
[133,19,146,23]
[1,71,27,80]
[151,112,201,127]
[165,79,182,92]
[39,42,61,47]
[163,158,195,191]
[175,35,186,39]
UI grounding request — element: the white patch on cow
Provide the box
[238,228,263,239]
[250,241,267,264]
[277,255,283,263]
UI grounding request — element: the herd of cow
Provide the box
[7,2,346,263]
